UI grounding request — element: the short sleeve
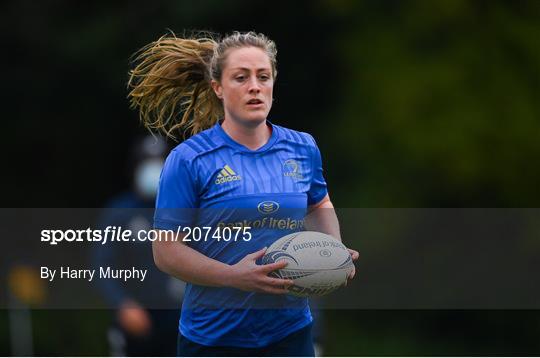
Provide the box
[154,149,199,230]
[306,135,328,206]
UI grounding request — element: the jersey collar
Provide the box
[214,119,279,153]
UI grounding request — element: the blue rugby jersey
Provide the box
[154,120,328,347]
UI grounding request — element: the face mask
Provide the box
[134,159,164,199]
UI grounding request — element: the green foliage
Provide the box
[32,310,110,356]
[325,310,540,355]
[323,0,540,206]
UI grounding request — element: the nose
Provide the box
[248,77,261,94]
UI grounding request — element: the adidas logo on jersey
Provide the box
[215,164,242,184]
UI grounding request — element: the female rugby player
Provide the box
[128,31,359,356]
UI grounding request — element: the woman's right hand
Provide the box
[226,247,294,294]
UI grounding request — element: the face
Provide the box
[212,46,274,127]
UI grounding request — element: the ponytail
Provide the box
[127,33,223,139]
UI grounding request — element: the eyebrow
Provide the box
[230,67,271,72]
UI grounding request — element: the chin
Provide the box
[239,113,268,126]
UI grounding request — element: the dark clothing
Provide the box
[176,323,315,357]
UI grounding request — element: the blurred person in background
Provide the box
[93,135,184,356]
[128,31,359,356]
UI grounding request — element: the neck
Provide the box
[221,117,271,150]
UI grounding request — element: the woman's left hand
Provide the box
[346,248,359,284]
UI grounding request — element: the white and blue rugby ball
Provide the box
[262,231,354,297]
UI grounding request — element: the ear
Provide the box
[211,80,223,100]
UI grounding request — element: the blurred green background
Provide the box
[3,0,540,355]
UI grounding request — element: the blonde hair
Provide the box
[127,31,277,140]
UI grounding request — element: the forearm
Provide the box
[152,231,232,287]
[305,195,341,240]
[307,196,359,281]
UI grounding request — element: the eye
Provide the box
[259,74,270,81]
[235,75,246,82]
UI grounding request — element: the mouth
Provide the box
[246,98,264,108]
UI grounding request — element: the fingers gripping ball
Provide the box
[262,231,354,297]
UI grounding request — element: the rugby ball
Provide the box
[262,231,354,297]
